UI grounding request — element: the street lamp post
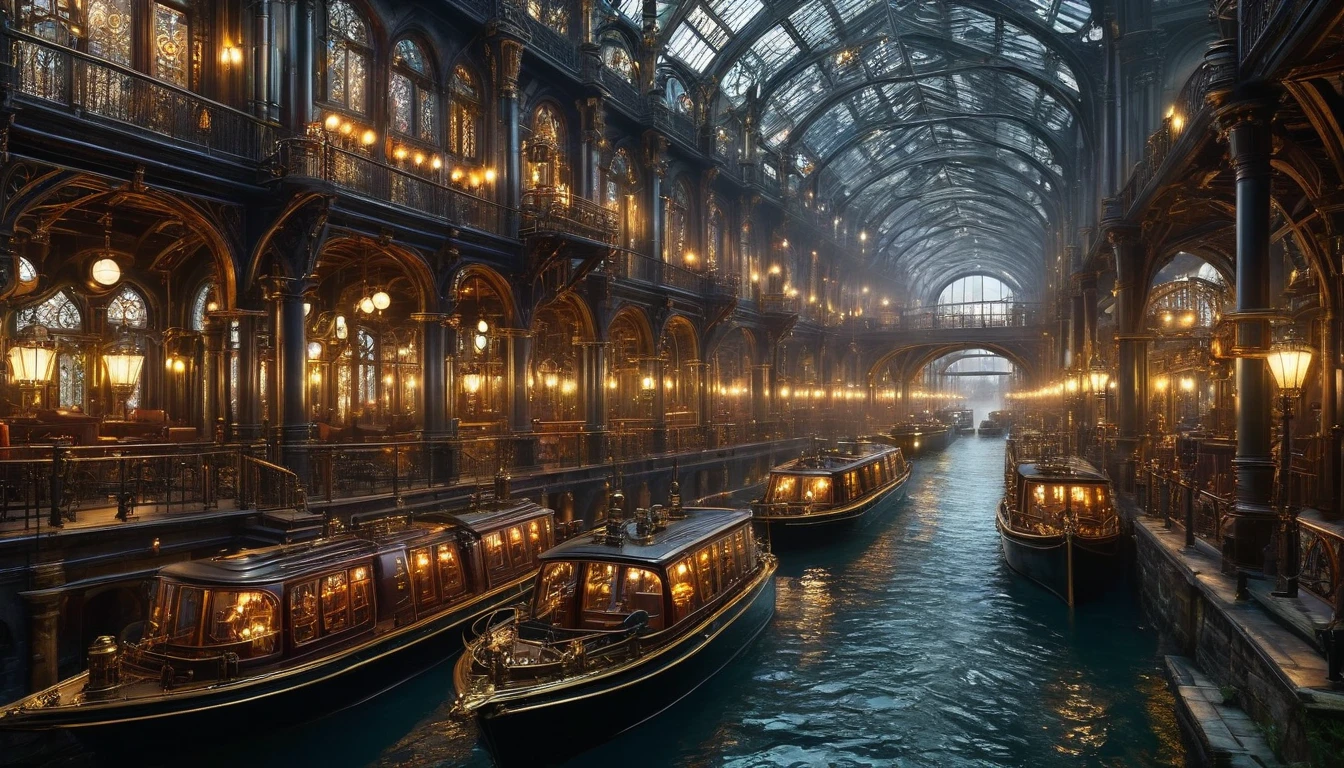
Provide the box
[1264,331,1314,598]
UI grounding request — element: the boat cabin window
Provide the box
[411,548,438,609]
[437,543,467,599]
[533,561,579,626]
[145,582,281,660]
[766,474,832,504]
[480,518,552,587]
[1024,482,1113,533]
[289,565,374,647]
[844,470,861,500]
[668,557,698,621]
[694,545,719,602]
[578,562,665,631]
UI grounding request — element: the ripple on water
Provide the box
[189,436,1182,768]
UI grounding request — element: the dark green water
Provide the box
[208,436,1185,767]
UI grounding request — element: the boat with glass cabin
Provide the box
[0,498,557,745]
[886,417,955,454]
[751,441,910,543]
[997,457,1121,606]
[452,489,776,767]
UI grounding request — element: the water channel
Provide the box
[205,435,1184,768]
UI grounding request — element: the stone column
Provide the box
[751,364,770,423]
[252,0,276,122]
[1220,100,1277,567]
[579,97,606,201]
[492,31,526,232]
[294,0,315,129]
[651,355,667,453]
[202,314,227,440]
[1108,225,1146,484]
[415,313,452,481]
[577,341,607,463]
[265,277,310,476]
[644,132,668,260]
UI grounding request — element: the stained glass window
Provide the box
[17,291,82,331]
[391,39,438,143]
[58,352,84,409]
[356,329,377,416]
[190,281,216,331]
[604,149,637,249]
[87,0,133,65]
[449,65,480,161]
[152,2,189,86]
[323,0,370,114]
[665,180,693,264]
[526,0,569,35]
[18,0,78,45]
[602,44,636,83]
[667,77,694,115]
[106,285,149,329]
[17,258,37,285]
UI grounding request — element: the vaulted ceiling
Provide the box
[656,0,1102,301]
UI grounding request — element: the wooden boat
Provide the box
[886,420,955,454]
[939,408,977,435]
[751,441,910,544]
[997,457,1121,606]
[978,419,1005,436]
[452,495,776,767]
[0,498,556,745]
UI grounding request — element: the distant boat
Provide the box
[997,457,1120,606]
[453,505,776,767]
[751,441,910,544]
[977,419,1005,436]
[885,421,955,454]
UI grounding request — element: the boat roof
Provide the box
[539,508,751,567]
[419,499,551,535]
[771,443,899,475]
[159,536,387,586]
[1016,457,1108,483]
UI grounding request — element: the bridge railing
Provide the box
[855,301,1044,331]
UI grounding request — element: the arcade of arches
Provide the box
[0,0,1343,759]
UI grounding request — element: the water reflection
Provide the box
[194,437,1181,767]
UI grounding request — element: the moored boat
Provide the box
[978,419,1005,436]
[997,457,1121,606]
[886,420,955,454]
[751,441,910,544]
[0,498,557,746]
[452,492,776,767]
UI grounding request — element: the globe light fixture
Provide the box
[359,296,376,314]
[372,290,391,311]
[91,258,121,286]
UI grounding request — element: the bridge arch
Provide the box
[866,341,1043,387]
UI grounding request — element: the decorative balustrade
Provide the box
[648,103,699,147]
[5,27,277,162]
[279,139,508,235]
[294,439,454,502]
[1240,0,1298,65]
[606,250,727,295]
[239,454,303,512]
[760,293,800,315]
[520,189,618,243]
[526,18,579,71]
[872,300,1042,331]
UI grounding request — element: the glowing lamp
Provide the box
[359,296,376,314]
[473,333,488,352]
[8,342,56,385]
[91,258,121,286]
[372,290,391,311]
[477,318,489,334]
[463,373,483,394]
[1266,337,1314,395]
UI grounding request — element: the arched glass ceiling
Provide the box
[660,0,1097,294]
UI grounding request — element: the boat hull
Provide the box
[882,427,954,455]
[996,505,1121,605]
[755,471,909,547]
[0,580,532,748]
[469,561,778,767]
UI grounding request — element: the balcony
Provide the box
[760,293,801,316]
[520,190,618,244]
[279,138,508,236]
[4,27,277,163]
[607,251,739,297]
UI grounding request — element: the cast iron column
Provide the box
[267,277,310,478]
[1109,223,1147,487]
[234,311,266,441]
[502,328,536,468]
[578,341,608,463]
[1221,99,1277,567]
[415,313,452,481]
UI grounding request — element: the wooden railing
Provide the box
[4,27,277,161]
[240,454,303,512]
[280,139,508,235]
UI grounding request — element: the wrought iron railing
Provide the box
[240,454,304,512]
[520,190,618,243]
[606,250,718,294]
[526,18,579,71]
[280,139,508,235]
[866,300,1042,330]
[4,27,277,161]
[760,293,800,315]
[294,439,454,502]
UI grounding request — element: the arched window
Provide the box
[706,200,727,275]
[189,281,217,332]
[355,328,377,417]
[151,2,190,86]
[525,105,567,191]
[667,76,693,115]
[87,0,133,66]
[449,64,481,161]
[602,44,635,83]
[18,291,82,331]
[665,180,692,264]
[739,221,756,298]
[391,39,438,144]
[106,285,148,329]
[323,0,371,115]
[936,275,1015,325]
[603,149,637,249]
[526,0,569,35]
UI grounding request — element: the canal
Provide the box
[210,436,1185,767]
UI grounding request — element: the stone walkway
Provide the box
[1166,654,1282,767]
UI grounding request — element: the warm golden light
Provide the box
[91,258,121,286]
[1266,337,1314,393]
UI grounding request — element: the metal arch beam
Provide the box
[780,65,1083,148]
[870,200,1047,258]
[842,155,1059,222]
[811,113,1072,184]
[661,0,1097,116]
[817,128,1069,204]
[919,267,1030,303]
[881,225,1044,276]
[861,174,1054,234]
[865,189,1050,239]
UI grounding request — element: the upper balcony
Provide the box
[3,27,277,167]
[277,137,509,238]
[520,189,617,245]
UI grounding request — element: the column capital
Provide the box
[261,275,315,299]
[487,33,527,97]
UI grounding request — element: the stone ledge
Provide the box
[1165,654,1282,767]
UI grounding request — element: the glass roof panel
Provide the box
[708,0,765,32]
[789,3,837,47]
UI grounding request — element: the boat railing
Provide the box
[751,500,816,517]
[468,612,646,686]
[120,639,254,685]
